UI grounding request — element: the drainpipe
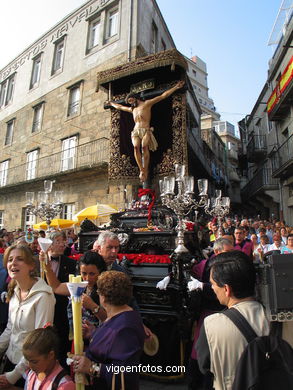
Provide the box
[127,0,133,62]
[274,120,283,221]
[279,181,284,222]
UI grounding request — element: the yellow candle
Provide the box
[70,278,86,390]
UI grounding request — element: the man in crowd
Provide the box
[196,251,269,390]
[268,233,285,251]
[225,218,235,234]
[47,231,77,367]
[234,226,253,259]
[187,238,234,390]
[92,231,126,272]
[93,231,152,338]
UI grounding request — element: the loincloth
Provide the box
[131,127,158,152]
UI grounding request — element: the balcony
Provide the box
[187,131,212,177]
[267,56,293,121]
[272,134,293,178]
[0,138,109,190]
[227,148,238,161]
[241,168,279,201]
[246,135,267,162]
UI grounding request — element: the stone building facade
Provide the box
[239,9,292,224]
[0,0,178,230]
[0,0,226,230]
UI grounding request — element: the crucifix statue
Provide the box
[107,80,184,182]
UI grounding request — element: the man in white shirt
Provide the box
[196,251,269,390]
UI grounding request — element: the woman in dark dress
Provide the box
[72,271,145,390]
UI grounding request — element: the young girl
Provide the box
[23,326,75,390]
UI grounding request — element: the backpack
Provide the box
[52,369,69,390]
[223,308,293,390]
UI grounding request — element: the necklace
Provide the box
[86,286,93,295]
[20,288,30,301]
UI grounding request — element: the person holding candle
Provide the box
[42,251,107,327]
[46,231,77,368]
[0,244,55,388]
[72,271,145,390]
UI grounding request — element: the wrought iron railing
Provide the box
[271,134,293,175]
[0,138,109,188]
[188,131,212,177]
[241,167,278,200]
[246,134,267,161]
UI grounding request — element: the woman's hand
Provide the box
[39,250,46,263]
[82,294,96,311]
[82,320,95,339]
[143,324,153,339]
[0,374,11,388]
[72,355,91,374]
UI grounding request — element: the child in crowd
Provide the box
[23,326,75,390]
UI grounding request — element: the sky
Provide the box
[0,0,285,129]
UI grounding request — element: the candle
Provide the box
[67,278,88,390]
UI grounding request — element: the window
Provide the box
[61,136,77,171]
[62,204,75,220]
[0,211,3,229]
[267,114,273,133]
[26,149,39,180]
[151,22,158,53]
[5,120,14,146]
[106,7,118,38]
[32,103,44,132]
[88,16,101,50]
[30,54,42,89]
[0,160,9,187]
[24,208,36,230]
[0,74,15,108]
[52,38,65,75]
[161,39,166,51]
[67,85,81,117]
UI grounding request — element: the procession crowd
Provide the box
[0,216,292,390]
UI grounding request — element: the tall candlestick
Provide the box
[67,277,88,390]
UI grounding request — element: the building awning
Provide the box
[96,49,188,90]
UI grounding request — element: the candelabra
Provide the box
[25,180,64,228]
[204,190,230,236]
[159,164,209,254]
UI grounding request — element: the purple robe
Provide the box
[86,310,145,390]
[234,239,254,259]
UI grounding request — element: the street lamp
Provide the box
[25,180,64,228]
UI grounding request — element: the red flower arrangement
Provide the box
[117,253,171,265]
[185,222,195,231]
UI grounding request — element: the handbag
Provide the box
[111,371,125,390]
